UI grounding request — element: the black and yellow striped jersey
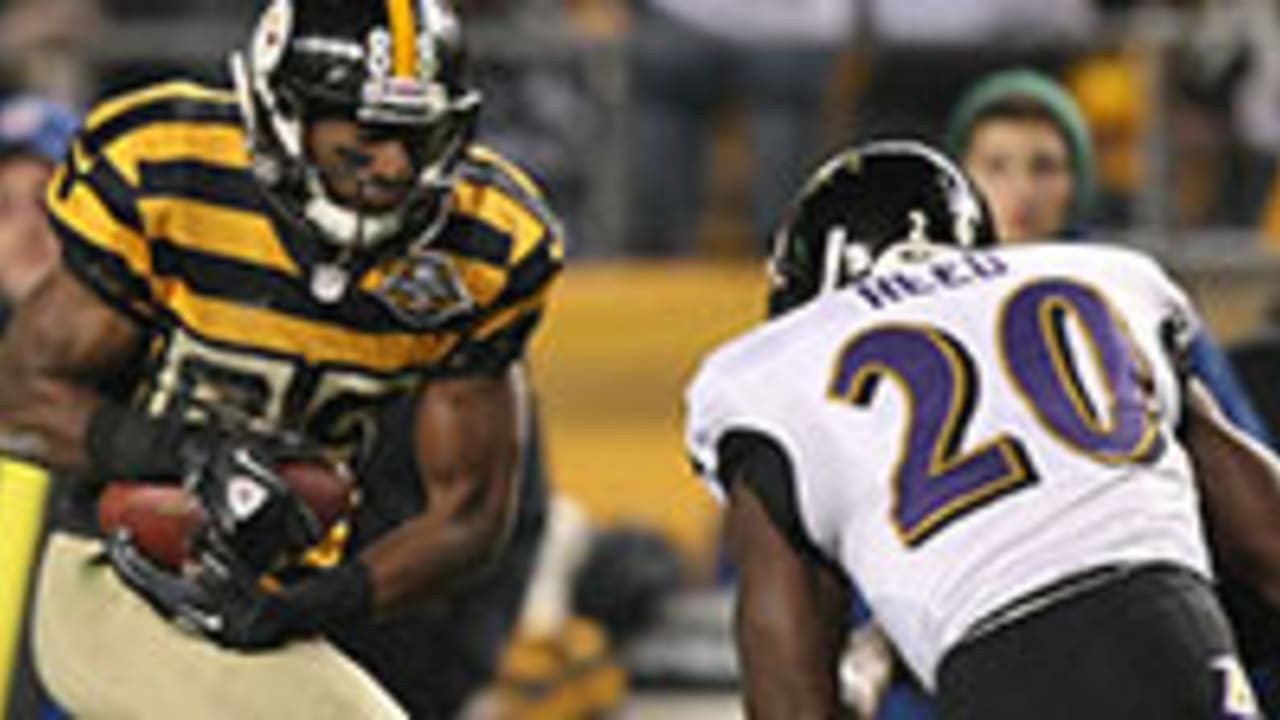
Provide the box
[47,80,563,463]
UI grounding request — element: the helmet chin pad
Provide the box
[303,190,402,250]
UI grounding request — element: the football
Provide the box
[97,460,355,570]
[97,484,204,570]
[277,459,356,531]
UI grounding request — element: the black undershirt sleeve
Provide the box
[717,429,836,571]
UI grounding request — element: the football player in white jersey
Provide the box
[685,141,1280,719]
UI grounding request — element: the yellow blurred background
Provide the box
[531,261,767,576]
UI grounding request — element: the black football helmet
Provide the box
[767,140,996,317]
[231,0,479,252]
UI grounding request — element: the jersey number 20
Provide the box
[828,278,1165,547]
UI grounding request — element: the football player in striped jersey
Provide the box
[0,1,562,717]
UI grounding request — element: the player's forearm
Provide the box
[359,470,518,613]
[360,370,525,612]
[728,480,847,719]
[1186,382,1280,607]
[735,570,848,719]
[737,601,844,719]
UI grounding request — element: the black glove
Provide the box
[106,529,290,650]
[90,395,330,574]
[182,434,327,574]
[107,530,374,652]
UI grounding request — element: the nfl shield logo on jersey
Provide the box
[375,251,476,329]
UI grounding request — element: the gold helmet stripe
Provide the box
[386,0,419,79]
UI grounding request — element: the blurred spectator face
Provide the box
[0,152,58,303]
[963,117,1075,244]
[0,96,80,305]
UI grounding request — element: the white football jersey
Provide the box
[685,243,1212,688]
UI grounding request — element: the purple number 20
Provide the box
[830,278,1163,547]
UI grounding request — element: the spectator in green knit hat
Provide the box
[946,68,1095,243]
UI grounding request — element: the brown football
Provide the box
[98,483,205,569]
[277,459,356,530]
[97,461,355,569]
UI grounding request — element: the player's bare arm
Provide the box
[361,369,525,613]
[726,474,851,720]
[0,264,528,646]
[0,267,140,470]
[1183,378,1280,607]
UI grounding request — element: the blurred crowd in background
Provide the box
[0,0,1279,259]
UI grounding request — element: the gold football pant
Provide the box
[32,532,407,720]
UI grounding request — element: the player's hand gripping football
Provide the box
[107,523,296,651]
[180,432,332,573]
[105,431,357,651]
